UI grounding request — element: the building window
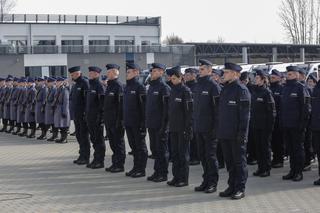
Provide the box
[61,40,83,45]
[115,40,135,45]
[33,40,56,46]
[9,40,27,47]
[141,41,150,46]
[89,40,110,45]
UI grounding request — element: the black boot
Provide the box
[47,129,58,141]
[55,129,68,144]
[1,124,8,133]
[37,129,47,140]
[6,125,14,133]
[12,126,21,135]
[18,128,28,137]
[27,128,36,138]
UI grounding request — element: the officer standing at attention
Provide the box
[53,77,70,144]
[3,76,13,132]
[25,78,37,138]
[251,70,276,177]
[35,77,48,140]
[45,77,58,141]
[311,76,320,185]
[0,78,6,131]
[167,66,193,187]
[269,69,285,168]
[104,64,126,173]
[184,68,200,166]
[217,62,251,200]
[85,66,106,169]
[9,78,19,134]
[123,63,148,178]
[69,66,91,165]
[193,59,221,194]
[17,78,28,137]
[146,63,171,183]
[281,66,311,182]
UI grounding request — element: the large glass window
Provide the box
[9,40,27,46]
[61,40,83,45]
[33,40,56,46]
[115,40,134,45]
[89,40,109,45]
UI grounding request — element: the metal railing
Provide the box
[0,14,161,26]
[0,45,195,55]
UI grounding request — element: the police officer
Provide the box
[45,77,58,141]
[193,59,221,193]
[69,66,90,165]
[123,63,148,178]
[25,78,37,138]
[0,78,6,131]
[281,66,311,182]
[104,64,126,173]
[311,77,320,185]
[146,63,170,182]
[184,68,200,166]
[18,78,28,137]
[85,66,105,169]
[9,78,19,133]
[298,68,314,171]
[251,70,276,177]
[269,69,285,168]
[241,71,257,166]
[3,76,13,132]
[167,66,193,187]
[217,62,251,200]
[53,77,70,144]
[35,77,48,140]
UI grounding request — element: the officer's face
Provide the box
[199,65,212,77]
[70,71,81,80]
[287,71,299,80]
[89,71,100,80]
[126,69,138,80]
[106,69,119,80]
[211,73,220,82]
[254,75,264,86]
[307,79,316,88]
[184,73,196,82]
[151,68,163,80]
[222,70,239,83]
[171,75,182,85]
[270,75,281,83]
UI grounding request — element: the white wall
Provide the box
[0,23,160,46]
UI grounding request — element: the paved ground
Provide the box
[0,129,320,213]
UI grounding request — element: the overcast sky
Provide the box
[13,0,285,43]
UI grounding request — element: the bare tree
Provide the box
[163,34,184,45]
[0,0,16,16]
[279,0,320,44]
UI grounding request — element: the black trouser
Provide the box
[271,127,284,164]
[74,116,90,160]
[29,122,36,130]
[9,120,14,127]
[106,125,126,168]
[247,126,256,161]
[170,132,189,182]
[3,119,8,126]
[190,135,199,162]
[312,131,320,176]
[254,129,272,172]
[196,132,219,186]
[148,128,169,176]
[15,122,21,128]
[220,138,248,192]
[88,122,105,163]
[126,126,148,171]
[217,142,224,167]
[284,128,305,174]
[22,122,28,129]
[304,126,314,166]
[39,123,47,131]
